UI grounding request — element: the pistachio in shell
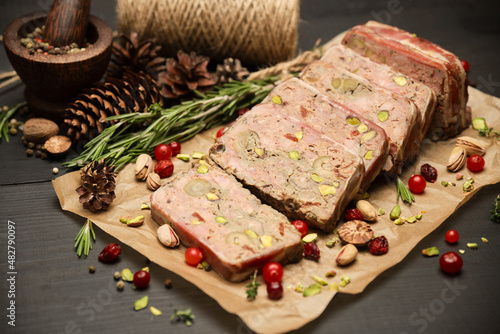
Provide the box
[456,136,487,156]
[447,146,467,172]
[157,224,180,248]
[338,220,374,246]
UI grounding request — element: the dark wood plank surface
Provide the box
[1,1,499,333]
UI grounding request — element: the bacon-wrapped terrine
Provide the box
[263,78,389,192]
[209,102,365,232]
[150,159,303,282]
[342,21,469,140]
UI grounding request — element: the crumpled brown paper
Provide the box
[53,86,500,333]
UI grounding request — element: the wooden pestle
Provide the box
[43,0,91,47]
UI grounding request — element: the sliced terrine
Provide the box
[150,159,303,282]
[209,102,365,232]
[262,78,389,192]
[342,21,469,140]
[322,44,437,141]
[300,60,421,173]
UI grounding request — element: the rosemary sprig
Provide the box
[171,307,195,326]
[396,177,415,204]
[74,219,96,258]
[0,102,27,143]
[246,269,261,300]
[63,77,278,170]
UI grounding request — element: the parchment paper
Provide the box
[53,86,500,334]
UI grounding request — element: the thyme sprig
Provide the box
[0,102,26,143]
[491,195,500,223]
[171,307,195,327]
[63,77,278,170]
[246,269,261,300]
[396,177,415,204]
[75,219,96,258]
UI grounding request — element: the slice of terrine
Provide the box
[322,44,437,141]
[209,102,365,232]
[150,159,303,282]
[262,78,389,192]
[342,21,469,140]
[300,60,422,173]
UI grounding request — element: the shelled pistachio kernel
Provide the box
[361,130,376,142]
[150,306,162,316]
[319,185,336,196]
[311,173,323,183]
[331,78,342,89]
[272,95,282,105]
[215,216,227,224]
[288,150,300,160]
[357,123,369,133]
[364,150,374,160]
[206,192,220,201]
[261,235,272,247]
[394,218,405,225]
[295,131,303,140]
[245,229,259,239]
[192,151,204,159]
[393,75,408,86]
[378,110,389,122]
[197,164,209,174]
[407,216,417,224]
[191,219,201,225]
[343,78,358,91]
[346,117,360,126]
[177,154,190,162]
[254,147,264,157]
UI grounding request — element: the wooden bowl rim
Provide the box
[2,12,113,65]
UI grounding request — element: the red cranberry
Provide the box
[154,159,174,178]
[345,208,364,221]
[133,270,151,288]
[98,243,122,262]
[303,242,320,261]
[369,236,389,255]
[266,281,283,300]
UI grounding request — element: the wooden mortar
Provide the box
[2,11,112,120]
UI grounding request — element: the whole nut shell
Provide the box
[147,173,161,191]
[338,220,374,246]
[447,146,467,172]
[456,136,487,156]
[355,200,378,222]
[336,243,358,265]
[157,224,180,248]
[135,154,153,180]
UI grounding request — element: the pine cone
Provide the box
[216,58,249,85]
[64,71,160,142]
[157,50,216,101]
[76,159,117,212]
[106,32,166,80]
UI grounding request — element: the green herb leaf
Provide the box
[171,307,195,326]
[74,219,96,258]
[396,177,415,204]
[0,102,27,143]
[490,195,500,223]
[245,270,261,301]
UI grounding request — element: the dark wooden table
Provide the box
[1,1,499,333]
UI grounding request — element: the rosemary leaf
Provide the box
[63,77,278,170]
[75,219,96,258]
[0,102,27,143]
[396,177,415,204]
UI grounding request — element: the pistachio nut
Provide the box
[157,224,180,248]
[135,154,154,180]
[390,204,401,220]
[146,173,161,191]
[456,136,487,156]
[356,200,378,222]
[447,146,467,172]
[336,243,358,266]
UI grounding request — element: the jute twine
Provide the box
[116,0,300,66]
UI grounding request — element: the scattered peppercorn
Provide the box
[164,279,173,289]
[89,265,96,273]
[113,271,121,280]
[116,280,125,291]
[26,148,34,156]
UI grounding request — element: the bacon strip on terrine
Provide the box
[342,21,469,140]
[150,159,303,282]
[300,60,421,173]
[322,44,437,141]
[262,78,389,192]
[209,102,365,232]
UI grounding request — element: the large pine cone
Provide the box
[64,71,160,142]
[106,32,166,80]
[76,159,117,212]
[157,50,216,101]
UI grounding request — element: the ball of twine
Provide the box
[116,0,299,66]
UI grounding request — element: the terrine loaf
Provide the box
[300,60,421,173]
[342,21,469,140]
[263,78,389,192]
[150,159,303,282]
[209,102,365,232]
[322,45,437,141]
